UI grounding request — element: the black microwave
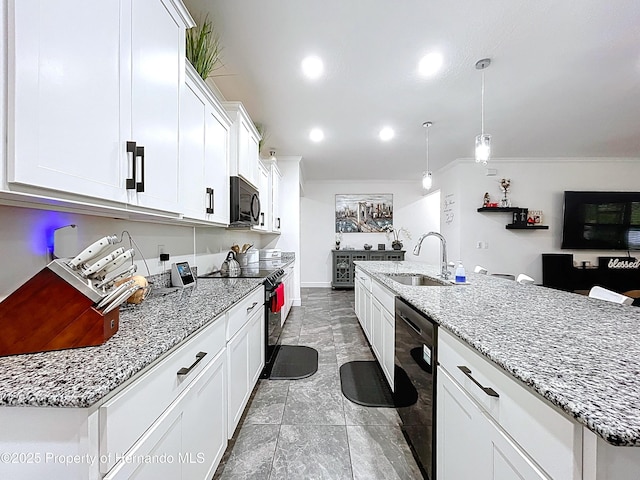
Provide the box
[230,176,261,225]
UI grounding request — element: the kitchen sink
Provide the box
[384,274,451,286]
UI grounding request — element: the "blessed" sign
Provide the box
[607,258,640,269]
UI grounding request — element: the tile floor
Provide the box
[213,288,422,480]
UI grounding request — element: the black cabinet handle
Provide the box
[206,187,214,214]
[458,365,499,397]
[126,141,137,190]
[177,351,207,377]
[260,212,265,226]
[277,217,281,229]
[135,145,145,192]
[247,301,259,312]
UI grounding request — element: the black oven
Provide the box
[261,271,285,378]
[230,176,261,226]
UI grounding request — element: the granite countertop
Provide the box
[355,260,640,447]
[0,277,264,409]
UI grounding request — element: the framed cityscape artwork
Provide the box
[335,194,393,233]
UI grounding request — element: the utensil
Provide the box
[68,235,119,269]
[96,279,135,309]
[95,264,138,289]
[82,247,125,277]
[231,244,240,254]
[91,248,135,278]
[241,243,253,253]
[102,284,143,314]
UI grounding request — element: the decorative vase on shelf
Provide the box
[335,241,341,250]
[392,241,403,250]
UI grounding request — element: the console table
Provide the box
[331,249,405,288]
[542,253,640,293]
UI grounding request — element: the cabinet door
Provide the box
[247,307,265,387]
[381,307,395,389]
[362,288,372,342]
[438,368,549,480]
[226,322,249,438]
[354,278,362,321]
[179,71,230,224]
[271,166,281,232]
[182,351,227,480]
[204,105,230,224]
[127,0,184,213]
[237,117,252,185]
[437,367,489,480]
[256,162,270,230]
[7,0,127,203]
[178,79,207,219]
[371,297,383,363]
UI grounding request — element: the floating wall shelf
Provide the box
[505,224,549,230]
[477,206,549,231]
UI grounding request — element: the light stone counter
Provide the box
[0,277,263,408]
[355,260,640,447]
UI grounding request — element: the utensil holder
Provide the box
[0,264,119,357]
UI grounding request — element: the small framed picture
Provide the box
[377,244,386,250]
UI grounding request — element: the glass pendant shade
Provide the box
[422,171,433,190]
[475,133,491,164]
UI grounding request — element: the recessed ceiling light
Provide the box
[418,52,443,77]
[379,127,394,142]
[301,55,324,79]
[309,128,324,142]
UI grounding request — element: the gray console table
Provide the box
[331,249,405,289]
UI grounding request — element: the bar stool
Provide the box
[516,274,535,285]
[588,286,634,305]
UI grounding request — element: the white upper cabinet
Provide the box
[125,0,193,213]
[223,102,261,189]
[179,64,231,224]
[255,161,270,231]
[270,162,282,232]
[7,0,126,202]
[7,0,194,213]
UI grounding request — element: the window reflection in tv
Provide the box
[562,192,640,250]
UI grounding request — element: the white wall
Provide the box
[300,180,441,287]
[439,158,640,282]
[0,204,268,300]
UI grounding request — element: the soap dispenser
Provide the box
[455,261,466,284]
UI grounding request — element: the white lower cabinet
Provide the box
[226,288,265,438]
[281,263,295,323]
[437,328,583,480]
[105,350,226,480]
[438,367,548,480]
[354,267,394,389]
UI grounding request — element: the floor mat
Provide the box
[269,345,319,380]
[339,361,418,408]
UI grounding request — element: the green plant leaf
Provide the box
[186,15,222,80]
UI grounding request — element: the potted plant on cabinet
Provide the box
[383,225,411,250]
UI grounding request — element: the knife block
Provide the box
[0,266,119,357]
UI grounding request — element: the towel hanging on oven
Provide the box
[271,283,285,313]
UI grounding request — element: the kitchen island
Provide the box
[0,277,264,479]
[355,260,640,479]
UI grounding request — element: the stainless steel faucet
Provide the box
[413,232,450,279]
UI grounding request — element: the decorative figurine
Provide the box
[483,192,491,207]
[499,178,511,208]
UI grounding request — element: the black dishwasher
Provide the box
[395,297,437,480]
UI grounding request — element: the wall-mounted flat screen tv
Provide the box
[562,191,640,250]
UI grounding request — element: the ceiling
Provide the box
[183,0,640,182]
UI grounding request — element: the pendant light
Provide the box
[475,58,491,164]
[422,121,433,190]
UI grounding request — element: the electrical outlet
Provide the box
[157,245,165,266]
[476,241,483,249]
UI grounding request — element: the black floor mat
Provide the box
[340,361,418,408]
[269,345,318,380]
